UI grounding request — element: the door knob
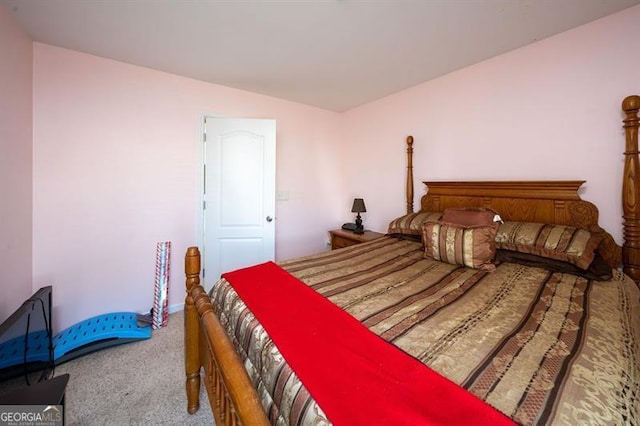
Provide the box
[266,216,273,222]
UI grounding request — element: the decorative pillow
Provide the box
[387,212,442,236]
[495,222,602,270]
[494,249,613,281]
[442,207,501,227]
[422,222,497,272]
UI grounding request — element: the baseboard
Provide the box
[169,303,184,314]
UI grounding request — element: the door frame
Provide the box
[195,112,228,279]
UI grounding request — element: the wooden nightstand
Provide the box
[329,229,385,250]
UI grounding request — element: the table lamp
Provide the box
[351,198,366,234]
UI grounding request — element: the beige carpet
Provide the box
[53,310,214,425]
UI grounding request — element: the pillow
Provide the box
[494,249,613,281]
[442,207,500,227]
[387,212,441,236]
[422,222,497,272]
[495,222,602,270]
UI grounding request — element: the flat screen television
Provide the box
[0,286,54,385]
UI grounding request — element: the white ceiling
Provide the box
[3,0,639,112]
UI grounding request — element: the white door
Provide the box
[201,117,276,286]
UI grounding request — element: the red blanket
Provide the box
[222,261,515,426]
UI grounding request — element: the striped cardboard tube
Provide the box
[153,241,171,329]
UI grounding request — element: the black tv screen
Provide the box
[0,286,54,384]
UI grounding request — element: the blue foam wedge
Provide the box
[53,312,151,365]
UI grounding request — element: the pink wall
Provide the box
[32,44,344,331]
[0,6,33,322]
[19,4,640,333]
[343,5,640,245]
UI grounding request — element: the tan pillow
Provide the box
[495,222,602,270]
[422,222,497,272]
[441,207,500,227]
[387,212,442,236]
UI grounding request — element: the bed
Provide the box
[184,95,640,425]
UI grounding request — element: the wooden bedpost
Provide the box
[184,246,202,414]
[406,135,414,214]
[622,95,640,282]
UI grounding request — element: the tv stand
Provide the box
[0,374,69,419]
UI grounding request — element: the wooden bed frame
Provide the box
[183,95,640,425]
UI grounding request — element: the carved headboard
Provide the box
[406,135,620,270]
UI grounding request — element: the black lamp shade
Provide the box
[351,198,366,213]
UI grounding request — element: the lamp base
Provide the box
[354,214,364,234]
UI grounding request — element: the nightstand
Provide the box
[329,229,385,250]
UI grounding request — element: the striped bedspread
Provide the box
[209,236,640,426]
